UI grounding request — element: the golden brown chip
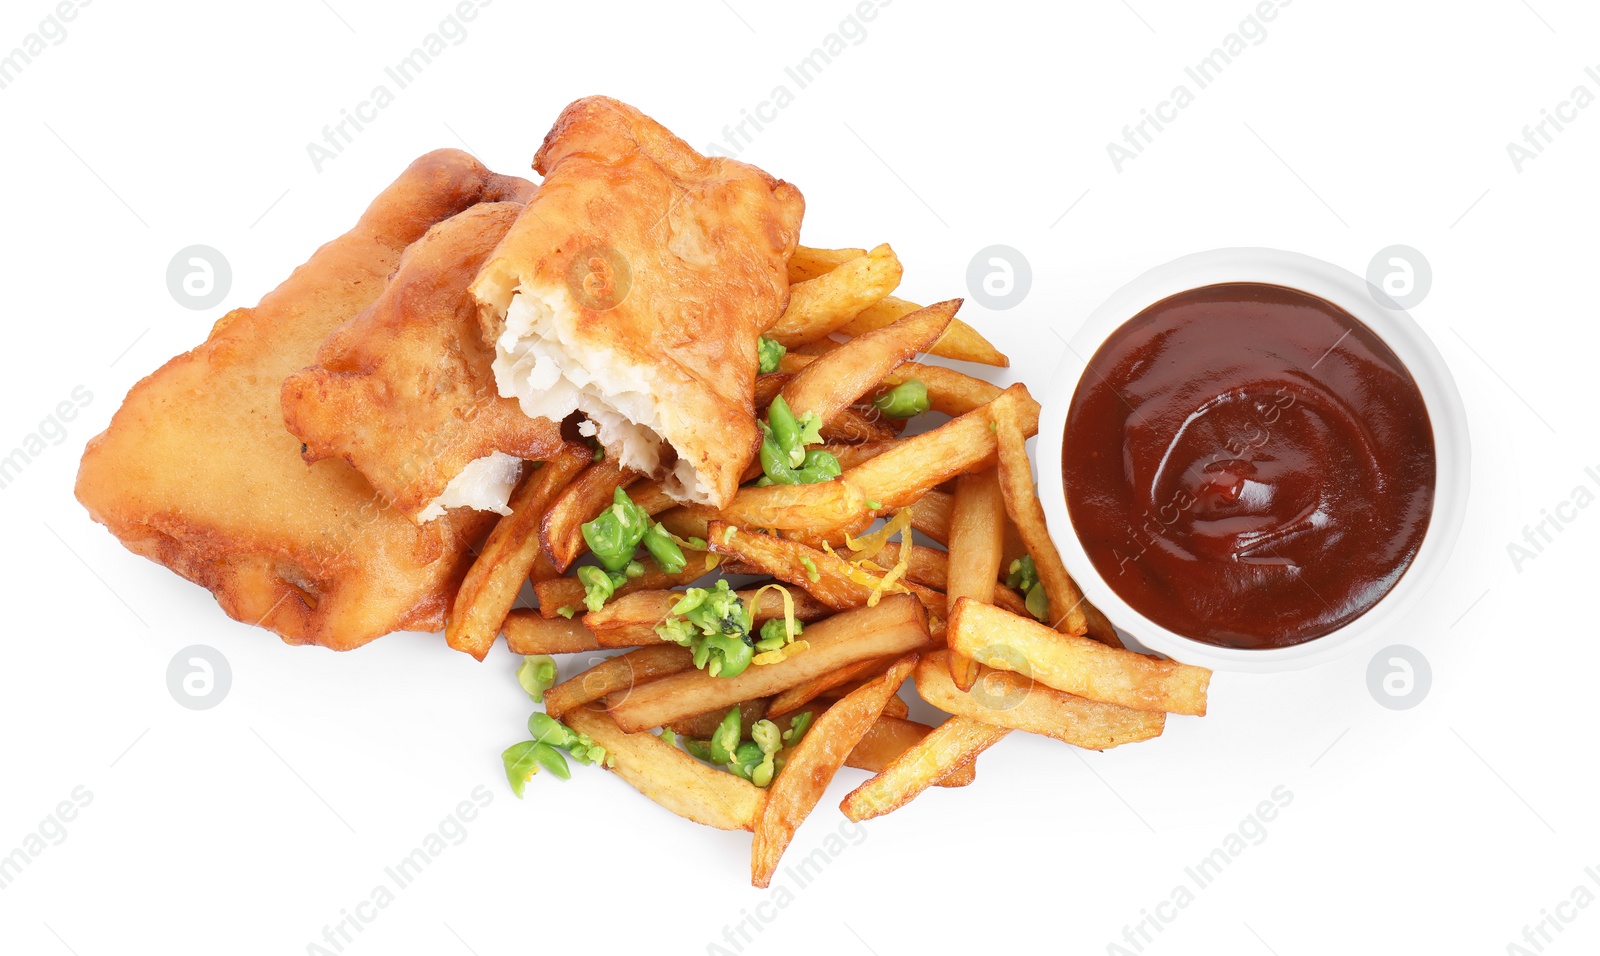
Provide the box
[991,393,1088,636]
[501,610,604,655]
[946,600,1209,715]
[839,714,1007,821]
[563,706,766,831]
[605,596,930,733]
[448,442,592,659]
[751,654,917,886]
[543,645,696,720]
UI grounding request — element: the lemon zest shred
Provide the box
[746,582,799,644]
[843,509,912,562]
[753,640,810,666]
[869,540,913,607]
[819,538,909,603]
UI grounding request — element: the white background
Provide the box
[1,1,1595,954]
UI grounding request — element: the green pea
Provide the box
[733,739,763,765]
[1006,555,1039,593]
[759,427,801,484]
[530,741,570,780]
[872,379,930,419]
[710,707,742,765]
[580,487,650,571]
[516,656,557,702]
[751,719,783,756]
[703,633,754,678]
[641,522,687,573]
[1025,581,1050,622]
[577,565,620,612]
[757,336,787,374]
[767,395,806,467]
[782,711,815,745]
[756,616,800,651]
[527,712,575,748]
[502,740,570,794]
[793,448,841,484]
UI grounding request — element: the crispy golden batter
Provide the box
[472,96,805,508]
[281,201,562,522]
[75,150,531,650]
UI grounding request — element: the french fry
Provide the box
[1001,517,1030,571]
[779,509,875,552]
[502,609,604,655]
[778,709,972,785]
[539,458,639,572]
[751,654,918,887]
[820,406,898,444]
[907,489,953,545]
[655,508,712,545]
[873,541,949,591]
[990,583,1035,619]
[787,245,868,283]
[753,371,789,406]
[668,698,772,740]
[850,690,908,720]
[447,443,593,660]
[532,552,721,618]
[529,551,562,585]
[915,650,1166,746]
[606,596,931,733]
[709,523,876,610]
[544,645,695,720]
[768,656,889,717]
[779,300,958,427]
[817,673,910,720]
[1081,599,1125,650]
[689,479,868,532]
[842,384,1039,511]
[991,394,1088,636]
[583,586,833,647]
[794,337,844,356]
[839,714,1007,821]
[778,353,1002,421]
[709,523,943,614]
[837,295,1008,367]
[846,716,977,787]
[946,469,1006,690]
[946,599,1209,716]
[563,706,766,832]
[878,362,1004,417]
[823,440,900,471]
[757,375,895,443]
[767,244,902,346]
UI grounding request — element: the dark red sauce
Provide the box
[1063,283,1436,649]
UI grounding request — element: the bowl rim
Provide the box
[1037,247,1471,673]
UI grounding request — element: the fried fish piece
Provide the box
[281,200,563,523]
[75,150,532,650]
[471,96,805,509]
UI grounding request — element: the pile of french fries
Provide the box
[451,243,1213,886]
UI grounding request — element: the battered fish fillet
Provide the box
[281,200,563,523]
[75,150,532,650]
[471,96,805,509]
